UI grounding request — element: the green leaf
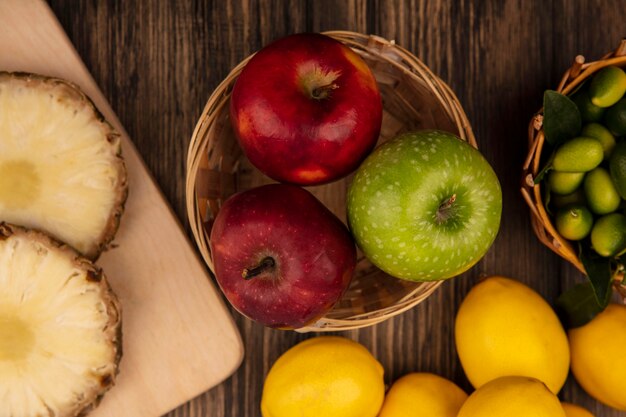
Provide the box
[543,90,582,145]
[533,151,555,183]
[556,282,605,328]
[580,247,613,307]
[543,183,553,216]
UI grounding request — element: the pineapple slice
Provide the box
[0,72,127,259]
[0,222,121,417]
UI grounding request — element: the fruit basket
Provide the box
[186,31,475,331]
[522,39,626,297]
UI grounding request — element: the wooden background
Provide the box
[46,1,626,416]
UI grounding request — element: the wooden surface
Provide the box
[44,1,626,416]
[0,1,243,416]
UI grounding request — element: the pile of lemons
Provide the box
[260,276,626,417]
[453,276,626,417]
[550,66,626,256]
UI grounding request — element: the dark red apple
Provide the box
[230,33,382,185]
[209,184,356,329]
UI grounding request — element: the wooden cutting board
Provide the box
[0,1,243,416]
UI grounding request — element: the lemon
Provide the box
[455,276,570,393]
[572,89,605,122]
[378,373,467,417]
[589,66,626,108]
[561,402,595,417]
[583,167,621,214]
[569,304,626,411]
[555,204,594,241]
[590,213,626,257]
[553,137,604,172]
[260,336,385,417]
[604,98,626,136]
[609,140,626,198]
[581,123,616,159]
[457,376,566,417]
[548,171,585,195]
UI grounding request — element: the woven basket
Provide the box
[186,31,475,331]
[522,39,626,298]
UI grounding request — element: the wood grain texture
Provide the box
[46,0,626,416]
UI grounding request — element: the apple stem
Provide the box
[242,256,276,280]
[311,83,338,100]
[439,194,457,210]
[436,194,457,223]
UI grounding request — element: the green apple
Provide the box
[347,130,502,281]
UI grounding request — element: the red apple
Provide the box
[209,184,356,329]
[230,33,382,185]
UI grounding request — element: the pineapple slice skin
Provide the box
[0,72,128,260]
[0,222,122,417]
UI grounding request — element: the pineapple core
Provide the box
[0,225,122,416]
[0,73,127,259]
[0,160,41,210]
[0,314,34,361]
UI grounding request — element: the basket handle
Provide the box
[558,39,626,90]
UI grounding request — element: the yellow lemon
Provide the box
[590,213,626,257]
[553,137,604,172]
[581,123,616,159]
[457,376,566,417]
[548,171,585,195]
[378,373,467,417]
[562,402,595,417]
[555,204,594,241]
[260,336,384,417]
[589,66,626,108]
[569,304,626,411]
[584,167,621,215]
[455,276,570,393]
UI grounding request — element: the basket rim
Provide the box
[186,30,477,331]
[521,39,626,287]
